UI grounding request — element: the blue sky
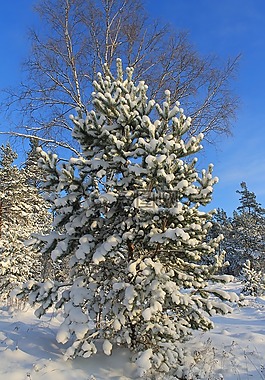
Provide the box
[145,0,265,215]
[0,2,36,86]
[0,0,265,215]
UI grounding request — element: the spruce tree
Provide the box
[205,208,232,270]
[241,259,265,296]
[23,138,44,188]
[218,183,265,276]
[235,182,265,272]
[20,60,237,376]
[0,143,51,296]
[236,181,265,215]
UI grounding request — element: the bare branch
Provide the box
[0,131,81,156]
[1,0,239,153]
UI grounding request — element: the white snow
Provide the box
[102,339,113,356]
[1,282,265,379]
[136,349,153,376]
[56,324,71,344]
[150,227,190,243]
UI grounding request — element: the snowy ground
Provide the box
[0,282,265,380]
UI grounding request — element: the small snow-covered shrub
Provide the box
[241,260,265,296]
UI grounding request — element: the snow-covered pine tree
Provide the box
[225,183,265,275]
[23,138,44,188]
[236,181,265,215]
[20,59,237,376]
[206,208,231,254]
[0,143,52,297]
[241,259,265,296]
[206,208,235,273]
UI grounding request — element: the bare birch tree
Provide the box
[3,0,239,154]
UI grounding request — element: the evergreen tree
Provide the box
[205,208,231,270]
[23,138,44,188]
[208,208,231,244]
[20,60,237,376]
[241,259,265,296]
[236,181,265,215]
[0,143,51,297]
[217,183,265,276]
[234,183,265,273]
